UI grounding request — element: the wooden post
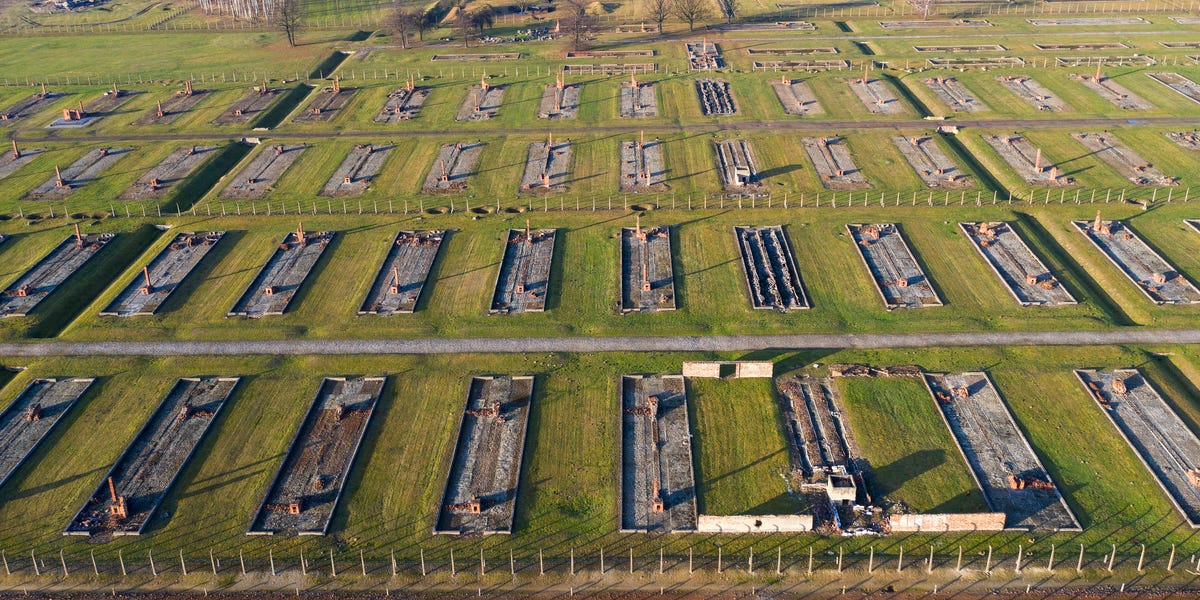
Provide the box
[748,547,753,574]
[928,546,934,574]
[239,550,245,576]
[600,547,604,574]
[450,549,455,578]
[838,547,843,573]
[269,549,275,577]
[1137,544,1145,572]
[149,550,156,578]
[420,549,425,577]
[1168,544,1176,571]
[660,547,664,574]
[1016,545,1022,574]
[897,546,903,572]
[92,550,99,576]
[60,550,68,577]
[1048,544,1055,572]
[868,546,874,574]
[180,549,187,576]
[630,548,634,574]
[118,550,125,577]
[808,547,813,575]
[2,550,8,576]
[1108,544,1115,572]
[330,549,337,578]
[301,549,306,576]
[210,549,217,576]
[362,549,367,577]
[717,546,722,573]
[509,550,514,578]
[538,549,543,576]
[569,548,574,576]
[985,546,992,574]
[1077,544,1084,573]
[956,546,962,573]
[391,549,397,578]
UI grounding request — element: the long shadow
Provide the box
[939,132,1006,197]
[510,374,546,535]
[1124,217,1200,294]
[1012,211,1133,326]
[543,227,567,312]
[140,375,253,536]
[325,372,402,536]
[155,229,246,316]
[0,375,110,502]
[865,449,946,501]
[413,228,454,314]
[28,223,160,339]
[285,230,343,318]
[170,141,253,213]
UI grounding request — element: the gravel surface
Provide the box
[4,329,1200,356]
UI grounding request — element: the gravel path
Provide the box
[16,117,1200,145]
[1,329,1197,356]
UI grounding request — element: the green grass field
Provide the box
[2,10,1200,587]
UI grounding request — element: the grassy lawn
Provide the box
[688,377,802,516]
[837,376,986,514]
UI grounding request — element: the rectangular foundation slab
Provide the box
[960,222,1075,306]
[620,375,697,533]
[925,372,1079,531]
[101,232,224,316]
[1074,75,1152,110]
[374,87,428,122]
[893,135,972,188]
[0,378,94,490]
[848,223,942,309]
[804,137,869,190]
[228,229,333,317]
[734,225,810,311]
[772,79,823,116]
[65,377,239,536]
[983,135,1073,186]
[998,75,1070,111]
[358,230,445,315]
[1073,218,1200,304]
[220,144,305,199]
[435,375,533,535]
[120,145,218,200]
[1076,369,1200,527]
[922,77,987,112]
[489,228,556,314]
[519,141,571,193]
[0,233,114,317]
[1073,133,1175,186]
[620,225,676,313]
[248,377,384,535]
[321,144,392,196]
[619,139,668,192]
[27,148,131,200]
[213,87,285,125]
[423,142,483,193]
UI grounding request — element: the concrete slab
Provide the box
[620,375,697,532]
[734,225,810,311]
[228,229,333,317]
[65,377,239,536]
[358,230,445,315]
[0,378,93,490]
[926,372,1079,531]
[436,375,533,535]
[960,222,1075,306]
[248,376,384,535]
[0,233,114,317]
[101,232,224,317]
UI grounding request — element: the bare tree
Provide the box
[908,0,933,19]
[276,0,303,46]
[714,0,736,23]
[560,0,596,52]
[469,4,497,34]
[646,0,671,32]
[388,6,424,48]
[670,0,711,31]
[453,1,473,46]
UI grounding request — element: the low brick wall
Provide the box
[888,512,1006,532]
[696,514,813,533]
